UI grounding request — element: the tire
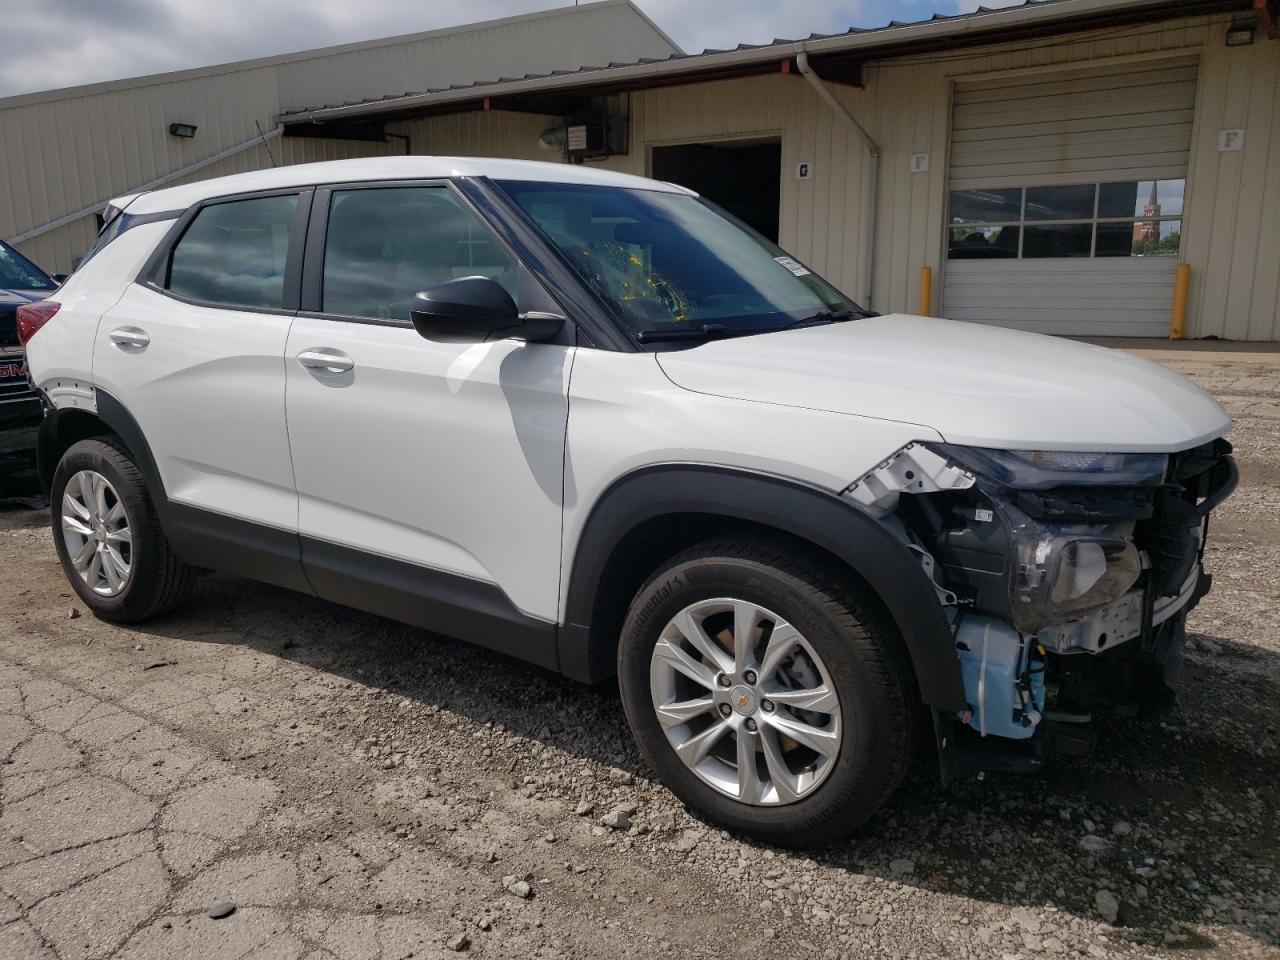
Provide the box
[50,437,194,622]
[618,538,918,848]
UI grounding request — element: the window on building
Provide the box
[947,179,1183,260]
[168,194,298,308]
[322,187,517,322]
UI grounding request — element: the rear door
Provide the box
[283,181,572,662]
[92,189,310,588]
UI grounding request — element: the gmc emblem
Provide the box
[0,361,26,380]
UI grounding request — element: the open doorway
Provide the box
[651,138,782,241]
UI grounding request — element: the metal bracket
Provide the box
[845,443,975,517]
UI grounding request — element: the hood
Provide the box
[0,288,48,352]
[654,314,1231,453]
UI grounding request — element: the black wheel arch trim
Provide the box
[561,464,967,711]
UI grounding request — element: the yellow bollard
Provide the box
[1170,263,1190,340]
[919,265,933,317]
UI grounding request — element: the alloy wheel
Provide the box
[649,597,842,805]
[61,470,133,597]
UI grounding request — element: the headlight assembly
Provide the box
[931,444,1168,490]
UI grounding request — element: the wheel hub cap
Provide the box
[60,470,133,598]
[649,597,842,807]
[728,685,757,716]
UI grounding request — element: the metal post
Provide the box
[1170,263,1191,340]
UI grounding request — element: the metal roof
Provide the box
[278,0,1246,126]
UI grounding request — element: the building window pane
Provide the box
[948,188,1021,224]
[1023,223,1092,258]
[1024,184,1096,221]
[1098,179,1185,219]
[948,226,1020,259]
[1097,219,1182,257]
[168,194,298,309]
[322,187,517,321]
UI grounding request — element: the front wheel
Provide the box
[51,438,194,622]
[618,539,918,847]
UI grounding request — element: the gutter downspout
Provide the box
[796,50,879,308]
[6,125,285,246]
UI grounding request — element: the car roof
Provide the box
[120,156,695,215]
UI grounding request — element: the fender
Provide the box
[560,464,967,711]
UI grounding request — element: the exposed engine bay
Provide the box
[846,438,1238,779]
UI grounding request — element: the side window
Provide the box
[322,187,517,321]
[167,194,298,309]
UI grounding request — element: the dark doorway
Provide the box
[651,139,782,242]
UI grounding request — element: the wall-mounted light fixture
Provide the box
[168,122,198,138]
[1225,19,1256,45]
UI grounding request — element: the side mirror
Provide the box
[409,276,562,344]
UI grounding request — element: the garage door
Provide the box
[942,55,1197,336]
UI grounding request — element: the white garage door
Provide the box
[942,56,1197,337]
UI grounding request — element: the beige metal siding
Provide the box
[0,1,678,273]
[1182,34,1280,341]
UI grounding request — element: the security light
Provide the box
[168,122,198,138]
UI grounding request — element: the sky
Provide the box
[0,0,1025,98]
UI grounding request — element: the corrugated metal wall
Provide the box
[402,14,1279,340]
[0,1,678,274]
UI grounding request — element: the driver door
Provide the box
[283,182,572,662]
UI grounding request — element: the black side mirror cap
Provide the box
[409,276,563,344]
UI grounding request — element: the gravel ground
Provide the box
[0,342,1276,960]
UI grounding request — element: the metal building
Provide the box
[4,0,1279,340]
[0,1,679,273]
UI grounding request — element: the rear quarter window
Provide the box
[166,194,299,310]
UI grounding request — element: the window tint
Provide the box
[1098,179,1184,219]
[1097,219,1181,258]
[948,226,1020,260]
[1024,184,1095,221]
[322,187,517,321]
[1023,222,1093,258]
[947,179,1185,261]
[168,195,298,309]
[948,188,1021,224]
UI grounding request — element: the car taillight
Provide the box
[16,300,60,346]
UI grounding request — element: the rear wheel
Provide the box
[618,539,918,847]
[51,438,194,622]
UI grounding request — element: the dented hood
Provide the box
[654,314,1231,453]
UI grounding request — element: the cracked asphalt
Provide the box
[0,341,1276,960]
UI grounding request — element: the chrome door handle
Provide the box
[297,350,354,374]
[108,327,149,349]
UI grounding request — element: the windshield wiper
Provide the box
[786,308,872,328]
[635,323,734,344]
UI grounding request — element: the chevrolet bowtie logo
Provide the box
[737,694,749,708]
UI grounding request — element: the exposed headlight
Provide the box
[932,445,1168,489]
[1011,521,1142,631]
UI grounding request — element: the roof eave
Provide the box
[278,0,1245,127]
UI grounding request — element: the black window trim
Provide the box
[136,186,314,316]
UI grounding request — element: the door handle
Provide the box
[297,350,355,374]
[108,327,149,350]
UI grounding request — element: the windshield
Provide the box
[496,180,860,339]
[0,241,55,292]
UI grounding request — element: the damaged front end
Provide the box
[845,438,1238,781]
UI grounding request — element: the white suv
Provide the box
[21,157,1236,846]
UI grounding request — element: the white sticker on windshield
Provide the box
[773,256,811,277]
